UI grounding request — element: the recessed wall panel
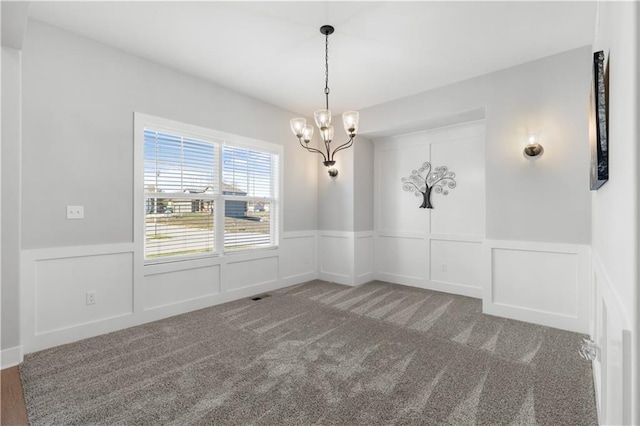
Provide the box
[355,234,373,282]
[145,265,220,309]
[320,235,351,278]
[430,239,482,290]
[226,256,278,291]
[35,252,133,333]
[280,235,315,280]
[492,248,578,316]
[375,236,427,281]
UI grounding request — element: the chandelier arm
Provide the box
[298,137,328,162]
[329,136,355,160]
[325,139,332,159]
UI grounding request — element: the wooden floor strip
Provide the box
[1,366,28,425]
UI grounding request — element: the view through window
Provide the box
[143,128,278,260]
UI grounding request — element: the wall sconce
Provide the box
[523,134,543,158]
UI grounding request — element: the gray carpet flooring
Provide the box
[21,280,597,425]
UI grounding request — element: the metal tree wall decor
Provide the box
[401,162,457,209]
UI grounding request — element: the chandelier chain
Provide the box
[324,31,330,110]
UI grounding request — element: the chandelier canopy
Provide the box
[290,25,359,178]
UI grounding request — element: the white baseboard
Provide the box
[355,272,374,286]
[318,271,354,286]
[1,346,23,368]
[427,279,482,298]
[281,271,318,287]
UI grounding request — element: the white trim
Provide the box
[428,280,482,298]
[134,112,283,264]
[375,231,427,240]
[355,231,374,285]
[20,231,318,354]
[429,233,484,243]
[318,231,357,286]
[483,239,590,333]
[1,346,23,369]
[281,230,318,285]
[375,272,425,288]
[135,113,282,155]
[589,251,634,425]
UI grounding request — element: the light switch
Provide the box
[67,205,84,219]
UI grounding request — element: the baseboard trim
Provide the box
[282,271,318,286]
[319,272,354,286]
[1,346,23,368]
[427,280,482,299]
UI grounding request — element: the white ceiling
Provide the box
[27,1,596,116]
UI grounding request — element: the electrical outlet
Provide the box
[441,263,448,272]
[67,205,85,219]
[86,291,97,305]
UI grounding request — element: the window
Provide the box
[138,114,280,262]
[222,146,278,251]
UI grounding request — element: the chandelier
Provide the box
[290,25,359,178]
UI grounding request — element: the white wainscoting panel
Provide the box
[429,238,482,298]
[21,244,136,353]
[280,231,317,285]
[374,233,428,287]
[225,255,279,292]
[373,121,486,296]
[429,127,485,237]
[483,240,589,333]
[319,232,354,285]
[20,233,320,357]
[35,252,134,334]
[145,265,220,309]
[590,253,633,425]
[355,232,374,285]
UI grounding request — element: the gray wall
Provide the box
[316,136,374,233]
[1,46,22,351]
[21,19,318,249]
[354,138,374,232]
[360,46,592,245]
[317,140,354,232]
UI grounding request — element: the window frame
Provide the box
[134,113,283,265]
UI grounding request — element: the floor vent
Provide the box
[251,294,271,301]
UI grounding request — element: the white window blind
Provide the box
[141,124,280,261]
[144,129,217,259]
[222,145,278,251]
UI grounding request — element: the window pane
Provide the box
[144,130,216,194]
[224,201,271,250]
[145,198,214,258]
[222,146,273,197]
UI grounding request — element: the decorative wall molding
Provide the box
[19,231,319,357]
[589,251,633,425]
[319,231,354,286]
[373,232,483,297]
[317,231,374,287]
[373,120,486,298]
[355,232,374,285]
[280,230,319,286]
[483,239,590,333]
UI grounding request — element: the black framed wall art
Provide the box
[589,50,609,190]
